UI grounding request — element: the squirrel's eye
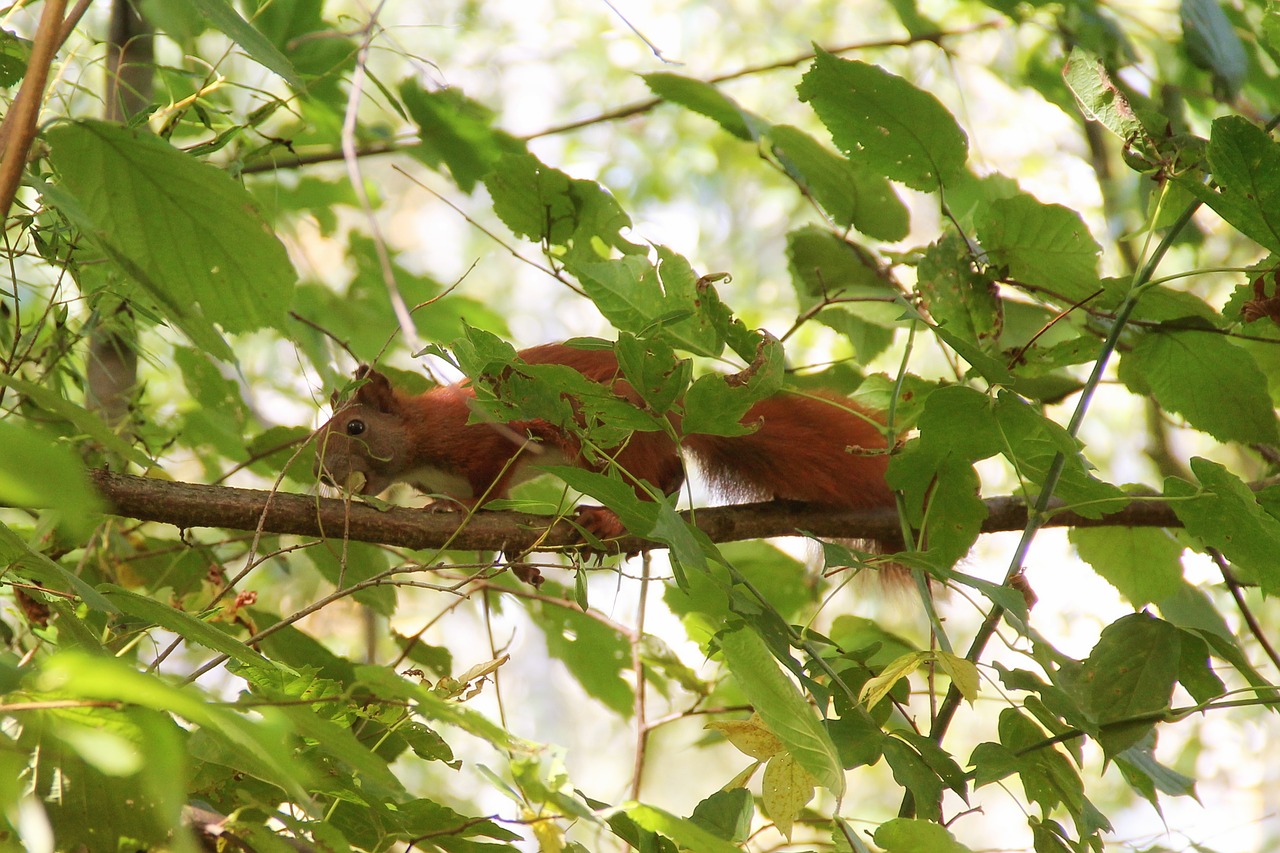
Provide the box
[346,419,366,437]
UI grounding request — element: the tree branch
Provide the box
[87,470,1180,554]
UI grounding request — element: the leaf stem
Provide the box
[922,193,1202,779]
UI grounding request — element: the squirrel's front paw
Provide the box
[573,504,627,543]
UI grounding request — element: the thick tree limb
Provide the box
[88,470,1179,555]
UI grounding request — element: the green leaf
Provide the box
[576,252,718,357]
[996,708,1084,816]
[1069,527,1184,606]
[533,589,633,716]
[483,151,640,261]
[1183,116,1280,254]
[644,73,765,141]
[0,374,153,469]
[1167,458,1280,595]
[1181,0,1248,100]
[716,626,845,796]
[305,543,396,617]
[1062,47,1145,142]
[768,124,909,240]
[977,193,1102,303]
[918,232,1002,352]
[37,651,316,808]
[689,788,753,843]
[0,420,103,534]
[0,28,30,87]
[1174,629,1226,704]
[182,0,300,87]
[0,522,115,615]
[1115,736,1198,808]
[787,225,896,306]
[401,83,523,192]
[880,739,944,822]
[681,350,784,437]
[874,818,975,852]
[103,586,272,668]
[1119,326,1278,444]
[46,121,296,353]
[622,804,744,853]
[993,391,1127,517]
[798,50,968,191]
[273,704,406,800]
[1079,613,1180,758]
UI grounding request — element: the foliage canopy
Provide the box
[2,0,1280,851]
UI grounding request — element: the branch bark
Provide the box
[87,470,1180,554]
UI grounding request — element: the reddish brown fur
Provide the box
[313,343,894,533]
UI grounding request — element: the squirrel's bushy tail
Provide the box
[682,391,894,508]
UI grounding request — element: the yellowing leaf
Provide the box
[859,651,929,711]
[526,809,565,853]
[762,752,816,842]
[706,714,783,760]
[935,652,980,704]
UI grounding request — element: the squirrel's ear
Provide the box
[342,365,398,411]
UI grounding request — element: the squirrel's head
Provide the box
[313,367,410,496]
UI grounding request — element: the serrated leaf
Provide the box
[1080,613,1180,758]
[46,121,295,355]
[768,124,909,240]
[483,151,640,261]
[0,28,30,87]
[717,626,845,796]
[274,704,406,800]
[1174,629,1227,704]
[787,225,896,312]
[762,752,815,842]
[401,83,524,191]
[918,233,1002,352]
[1070,527,1185,607]
[1062,47,1144,141]
[798,50,968,191]
[1119,326,1278,444]
[977,193,1102,303]
[533,594,633,716]
[1181,0,1248,100]
[994,391,1127,517]
[1167,459,1280,595]
[1182,116,1280,254]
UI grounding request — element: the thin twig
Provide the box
[0,0,67,222]
[1210,548,1280,675]
[340,1,418,349]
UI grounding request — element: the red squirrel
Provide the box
[312,342,895,540]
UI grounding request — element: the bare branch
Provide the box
[85,470,1182,555]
